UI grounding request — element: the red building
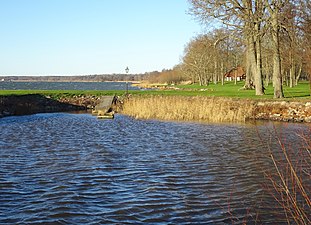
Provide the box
[224,66,245,81]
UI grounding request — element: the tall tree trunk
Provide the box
[265,57,270,86]
[295,63,302,86]
[289,52,295,88]
[243,42,253,89]
[221,61,224,85]
[290,65,295,88]
[255,24,265,93]
[234,70,237,84]
[198,73,203,86]
[271,14,284,98]
[214,61,218,84]
[234,54,238,85]
[249,36,264,95]
[203,71,208,86]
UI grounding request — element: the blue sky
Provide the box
[0,0,202,75]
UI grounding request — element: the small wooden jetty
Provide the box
[92,96,116,119]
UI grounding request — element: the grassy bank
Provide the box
[135,81,310,99]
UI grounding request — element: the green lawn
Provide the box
[135,81,310,100]
[0,81,310,100]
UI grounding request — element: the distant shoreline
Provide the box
[0,80,141,83]
[0,74,145,83]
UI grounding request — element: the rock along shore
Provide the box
[252,100,311,122]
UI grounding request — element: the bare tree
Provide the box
[182,29,242,86]
[282,3,303,87]
[302,0,311,95]
[188,0,265,95]
[265,0,287,98]
[182,35,213,85]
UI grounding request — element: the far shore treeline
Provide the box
[0,74,146,82]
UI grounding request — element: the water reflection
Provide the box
[0,113,309,224]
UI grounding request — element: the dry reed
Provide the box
[121,96,256,123]
[262,127,311,224]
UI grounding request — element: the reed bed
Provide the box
[121,95,256,123]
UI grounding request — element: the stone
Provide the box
[289,102,299,108]
[287,109,295,115]
[3,111,12,116]
[305,116,311,123]
[257,102,265,106]
[272,113,281,117]
[280,101,288,106]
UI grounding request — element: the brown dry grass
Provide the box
[121,96,256,123]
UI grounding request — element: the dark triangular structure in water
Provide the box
[93,96,116,119]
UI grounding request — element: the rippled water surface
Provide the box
[0,113,309,224]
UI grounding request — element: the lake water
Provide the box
[0,81,140,91]
[0,113,309,224]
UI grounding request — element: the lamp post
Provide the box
[125,67,129,95]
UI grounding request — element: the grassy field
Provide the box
[142,81,310,99]
[0,81,310,100]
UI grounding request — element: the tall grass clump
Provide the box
[262,127,311,224]
[121,95,256,123]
